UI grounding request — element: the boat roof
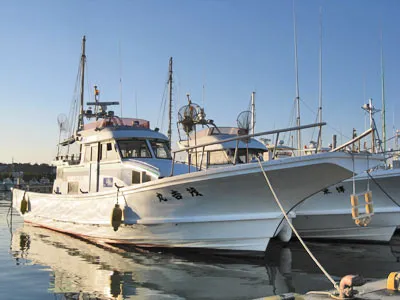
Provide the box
[177,127,267,151]
[78,117,168,144]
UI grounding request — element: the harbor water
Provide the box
[1,191,400,300]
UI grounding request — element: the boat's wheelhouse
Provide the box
[177,127,267,169]
[53,118,186,195]
[118,138,171,160]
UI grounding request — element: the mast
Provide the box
[380,30,387,153]
[168,57,173,147]
[293,1,301,152]
[78,35,86,132]
[119,40,123,118]
[317,6,323,151]
[251,91,256,135]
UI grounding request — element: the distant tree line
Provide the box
[0,163,56,181]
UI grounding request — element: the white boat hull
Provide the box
[12,152,379,252]
[294,168,400,242]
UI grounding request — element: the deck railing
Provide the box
[54,154,81,165]
[170,122,327,175]
[170,122,377,176]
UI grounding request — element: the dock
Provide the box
[260,273,400,299]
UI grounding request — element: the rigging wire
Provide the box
[282,101,296,145]
[67,57,83,139]
[84,60,93,112]
[367,171,400,207]
[156,71,169,131]
[297,97,352,143]
[160,86,168,132]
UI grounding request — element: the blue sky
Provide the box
[1,0,399,163]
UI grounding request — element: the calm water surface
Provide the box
[1,192,400,299]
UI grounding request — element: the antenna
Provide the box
[251,92,256,135]
[362,98,382,153]
[317,6,323,151]
[292,0,302,152]
[380,27,387,153]
[135,91,138,119]
[202,84,205,110]
[168,57,173,148]
[119,40,123,118]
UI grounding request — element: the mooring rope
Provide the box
[256,157,339,292]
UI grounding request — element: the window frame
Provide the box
[148,139,172,159]
[117,138,152,159]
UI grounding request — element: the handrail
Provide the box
[330,127,373,152]
[172,122,326,154]
[169,122,326,176]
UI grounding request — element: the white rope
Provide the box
[352,153,356,195]
[256,157,339,292]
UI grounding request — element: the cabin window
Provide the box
[132,171,141,184]
[132,170,152,184]
[234,149,265,164]
[83,144,99,162]
[207,150,230,165]
[149,140,171,159]
[101,142,118,161]
[118,139,151,158]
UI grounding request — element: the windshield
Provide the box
[118,139,152,158]
[149,139,171,159]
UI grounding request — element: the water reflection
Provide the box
[10,224,294,299]
[288,236,400,279]
[5,191,400,299]
[0,191,12,202]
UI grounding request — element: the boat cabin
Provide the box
[53,117,188,195]
[177,127,267,169]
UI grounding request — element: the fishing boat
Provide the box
[293,102,400,242]
[12,36,382,253]
[175,104,296,242]
[293,166,400,242]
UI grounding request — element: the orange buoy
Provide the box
[350,194,359,207]
[351,207,359,219]
[366,203,374,214]
[365,191,373,203]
